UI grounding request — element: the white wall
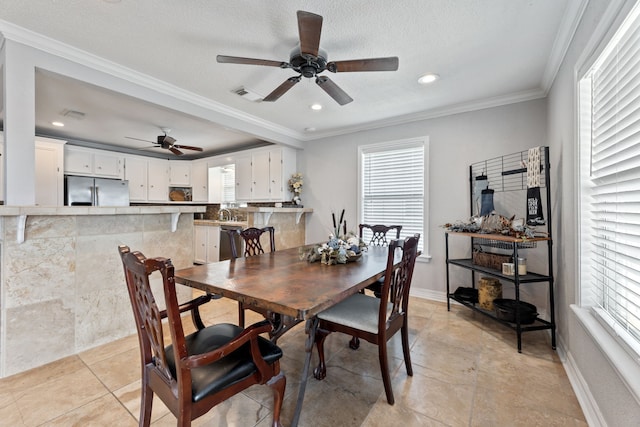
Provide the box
[547,0,640,425]
[299,98,547,303]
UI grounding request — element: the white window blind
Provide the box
[221,164,235,203]
[580,2,640,355]
[360,140,425,252]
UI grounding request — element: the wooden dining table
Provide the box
[174,243,394,427]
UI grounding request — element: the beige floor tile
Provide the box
[150,392,270,427]
[362,401,449,426]
[87,346,140,391]
[14,367,108,426]
[0,297,586,427]
[40,394,137,426]
[0,356,86,398]
[113,380,171,424]
[0,401,27,426]
[79,333,139,366]
[391,362,475,426]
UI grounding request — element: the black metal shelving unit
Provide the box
[445,147,555,352]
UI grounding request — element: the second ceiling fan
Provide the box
[217,10,399,105]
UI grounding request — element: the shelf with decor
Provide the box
[445,147,555,352]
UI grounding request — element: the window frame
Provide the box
[577,0,640,363]
[357,136,430,260]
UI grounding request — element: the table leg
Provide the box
[291,316,319,427]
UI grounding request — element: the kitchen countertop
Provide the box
[194,220,248,227]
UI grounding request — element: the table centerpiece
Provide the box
[300,209,367,265]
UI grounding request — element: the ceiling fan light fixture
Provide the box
[418,73,440,85]
[310,103,322,111]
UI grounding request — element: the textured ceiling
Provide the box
[0,0,582,158]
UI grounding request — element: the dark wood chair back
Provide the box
[118,245,285,427]
[227,226,276,259]
[313,234,420,405]
[359,224,403,247]
[225,226,278,329]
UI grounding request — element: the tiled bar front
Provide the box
[0,206,203,377]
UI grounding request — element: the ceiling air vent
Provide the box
[232,87,263,102]
[61,109,86,120]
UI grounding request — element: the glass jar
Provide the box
[517,257,527,275]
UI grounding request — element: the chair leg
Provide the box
[139,381,153,427]
[401,321,413,376]
[238,302,246,328]
[378,342,395,405]
[349,336,360,349]
[313,329,330,380]
[267,371,286,427]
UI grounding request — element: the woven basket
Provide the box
[472,250,511,270]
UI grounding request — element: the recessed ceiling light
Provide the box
[418,73,440,85]
[310,104,322,111]
[52,121,65,127]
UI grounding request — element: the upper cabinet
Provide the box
[147,158,169,202]
[234,154,253,201]
[191,160,209,202]
[64,146,124,179]
[235,146,297,202]
[169,160,191,186]
[35,137,66,206]
[124,155,169,202]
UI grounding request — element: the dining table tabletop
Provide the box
[174,243,393,321]
[174,243,395,427]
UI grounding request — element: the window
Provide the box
[578,2,640,357]
[359,137,428,255]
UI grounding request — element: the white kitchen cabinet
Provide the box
[147,158,169,202]
[194,224,220,264]
[64,146,124,179]
[169,160,191,186]
[93,151,124,178]
[251,150,271,200]
[191,160,208,202]
[124,155,149,201]
[35,137,66,206]
[235,154,252,201]
[235,147,297,202]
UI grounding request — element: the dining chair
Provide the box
[118,245,285,427]
[226,226,276,327]
[349,224,403,349]
[312,234,420,405]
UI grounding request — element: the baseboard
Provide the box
[562,347,607,427]
[410,288,447,303]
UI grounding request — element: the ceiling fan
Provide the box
[125,128,203,156]
[217,10,399,105]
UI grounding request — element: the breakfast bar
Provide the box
[0,205,204,377]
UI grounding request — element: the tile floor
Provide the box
[0,295,587,426]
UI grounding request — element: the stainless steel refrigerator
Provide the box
[64,175,130,206]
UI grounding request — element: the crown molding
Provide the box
[0,19,305,144]
[541,0,589,93]
[302,88,547,141]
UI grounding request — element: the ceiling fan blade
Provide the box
[263,76,302,102]
[169,147,184,156]
[297,11,322,57]
[216,55,288,68]
[327,57,399,73]
[173,144,203,152]
[125,136,155,144]
[315,76,353,105]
